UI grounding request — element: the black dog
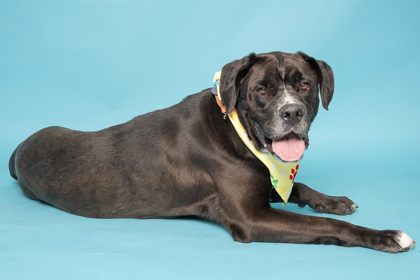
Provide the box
[9,51,414,252]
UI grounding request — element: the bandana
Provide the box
[212,71,301,205]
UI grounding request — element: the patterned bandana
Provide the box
[212,71,301,205]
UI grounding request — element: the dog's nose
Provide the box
[280,104,304,125]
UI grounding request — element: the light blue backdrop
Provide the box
[1,0,419,279]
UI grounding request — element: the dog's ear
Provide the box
[297,52,335,110]
[220,53,258,114]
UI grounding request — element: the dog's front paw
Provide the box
[375,230,415,253]
[395,231,416,252]
[309,195,358,215]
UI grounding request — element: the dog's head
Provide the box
[219,51,334,162]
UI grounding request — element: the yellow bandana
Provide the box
[213,71,301,205]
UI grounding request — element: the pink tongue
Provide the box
[272,134,305,162]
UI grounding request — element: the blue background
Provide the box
[1,0,419,279]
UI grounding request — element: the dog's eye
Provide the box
[257,87,267,95]
[300,83,310,91]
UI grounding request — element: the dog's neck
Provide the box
[212,72,301,205]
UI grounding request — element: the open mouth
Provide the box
[253,125,306,162]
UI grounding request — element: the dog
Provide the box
[9,51,415,253]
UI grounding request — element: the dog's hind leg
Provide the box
[18,182,41,201]
[10,145,41,201]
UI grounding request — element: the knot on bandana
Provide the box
[213,71,301,205]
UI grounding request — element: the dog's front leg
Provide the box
[213,168,414,252]
[240,208,414,253]
[220,195,415,252]
[271,182,358,215]
[213,171,414,253]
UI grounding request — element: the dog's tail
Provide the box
[9,146,19,180]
